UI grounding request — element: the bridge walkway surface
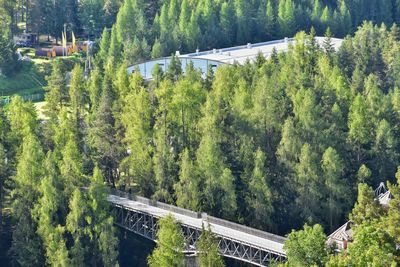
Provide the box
[108,190,286,266]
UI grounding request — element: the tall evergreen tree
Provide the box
[197,224,225,267]
[246,148,273,229]
[174,149,200,211]
[10,134,45,266]
[148,214,184,267]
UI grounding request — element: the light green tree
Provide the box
[148,214,184,267]
[284,224,328,267]
[197,224,225,267]
[246,148,273,229]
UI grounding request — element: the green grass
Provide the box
[0,61,47,96]
[0,47,85,101]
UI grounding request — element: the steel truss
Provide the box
[111,204,286,266]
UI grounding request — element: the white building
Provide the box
[128,37,344,80]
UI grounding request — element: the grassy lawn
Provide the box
[0,61,47,96]
[1,45,84,104]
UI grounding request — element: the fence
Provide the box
[0,92,45,105]
[109,188,286,244]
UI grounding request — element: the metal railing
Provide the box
[109,188,286,244]
[0,92,45,105]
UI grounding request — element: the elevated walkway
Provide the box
[108,189,286,266]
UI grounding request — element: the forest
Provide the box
[1,0,400,65]
[1,0,400,266]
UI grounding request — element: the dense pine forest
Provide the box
[1,0,400,266]
[1,0,400,64]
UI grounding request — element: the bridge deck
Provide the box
[108,194,286,256]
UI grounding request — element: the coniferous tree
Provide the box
[69,64,86,144]
[295,143,321,224]
[321,147,348,232]
[285,224,329,267]
[148,214,184,267]
[174,149,200,211]
[89,69,121,185]
[348,94,372,163]
[197,224,225,267]
[120,73,154,196]
[87,167,119,266]
[246,148,273,229]
[44,60,68,120]
[386,167,400,244]
[10,134,45,266]
[350,183,384,226]
[33,152,69,266]
[278,0,296,38]
[66,188,89,266]
[95,28,111,70]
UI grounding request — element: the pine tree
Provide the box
[165,54,182,82]
[295,143,321,224]
[44,60,67,120]
[108,25,123,71]
[386,167,400,243]
[338,0,352,36]
[33,152,70,266]
[152,121,176,203]
[87,167,119,266]
[69,64,86,144]
[265,0,276,39]
[170,78,206,149]
[372,119,397,182]
[87,69,103,112]
[311,0,322,33]
[246,148,273,229]
[197,224,225,267]
[350,183,384,226]
[278,0,296,38]
[321,147,348,232]
[120,75,154,197]
[348,94,373,163]
[220,2,236,47]
[197,132,237,219]
[235,0,253,44]
[66,188,89,266]
[60,138,85,196]
[174,149,200,211]
[95,28,110,70]
[148,214,184,267]
[89,70,121,186]
[277,117,301,170]
[6,96,38,149]
[10,134,45,266]
[284,224,329,267]
[357,164,372,184]
[0,29,19,76]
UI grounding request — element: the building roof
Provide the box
[128,36,344,80]
[378,190,393,207]
[181,37,343,64]
[328,182,395,250]
[328,221,353,244]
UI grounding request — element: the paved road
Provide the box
[108,194,286,256]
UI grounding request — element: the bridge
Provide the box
[108,189,287,267]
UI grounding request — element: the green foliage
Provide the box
[246,148,273,229]
[284,224,328,267]
[174,149,200,211]
[0,31,19,77]
[10,133,45,266]
[148,214,184,267]
[197,224,225,267]
[350,183,384,226]
[44,60,68,120]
